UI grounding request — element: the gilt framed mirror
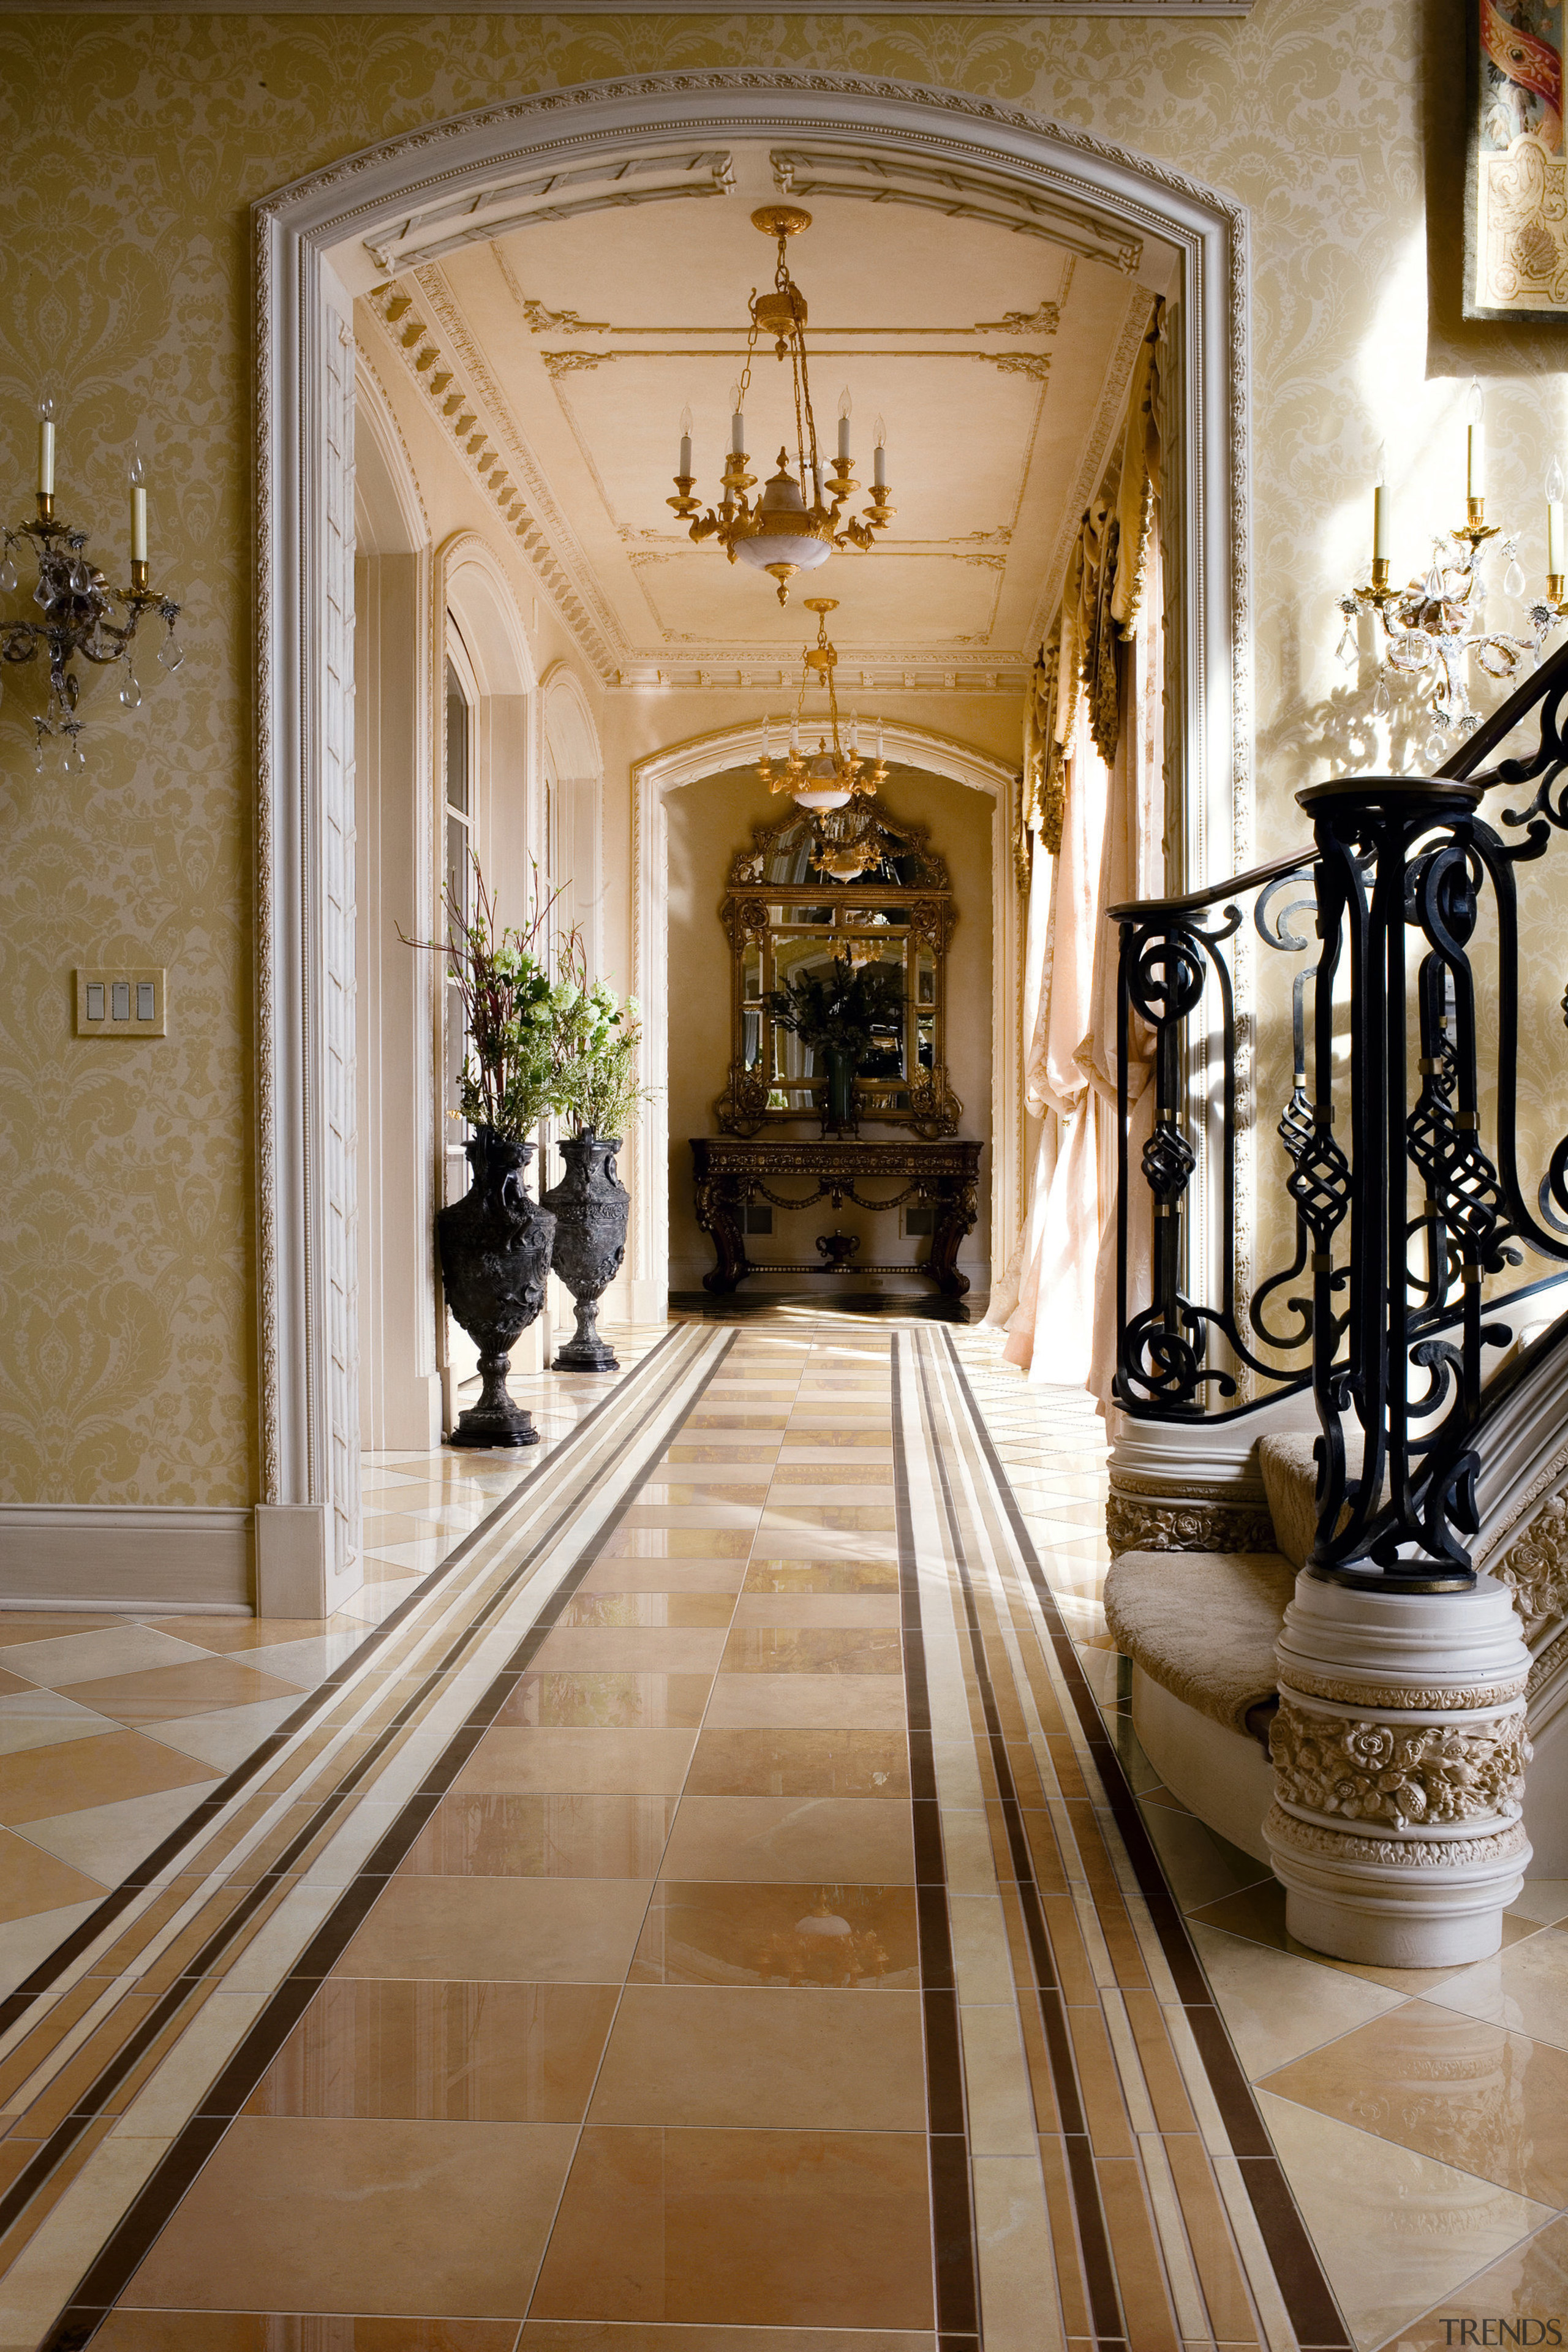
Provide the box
[714,802,962,1139]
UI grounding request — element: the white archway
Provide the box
[541,661,605,973]
[254,69,1250,1574]
[628,718,1022,1321]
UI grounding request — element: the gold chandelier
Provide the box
[668,206,897,606]
[756,597,888,812]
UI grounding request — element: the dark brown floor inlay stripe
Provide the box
[939,1330,1354,2352]
[910,1336,1126,2352]
[889,1333,979,2341]
[35,1329,737,2351]
[0,1321,694,2039]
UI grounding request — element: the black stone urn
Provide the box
[541,1131,629,1372]
[436,1126,556,1446]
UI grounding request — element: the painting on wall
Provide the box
[1468,0,1568,318]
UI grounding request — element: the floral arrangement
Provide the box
[404,854,561,1143]
[764,952,904,1065]
[549,930,651,1141]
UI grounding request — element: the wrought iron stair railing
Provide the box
[1112,638,1568,1585]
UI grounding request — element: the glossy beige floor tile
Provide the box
[51,1659,303,1723]
[1256,2089,1549,2351]
[398,1793,676,1878]
[587,1986,925,2129]
[528,1627,728,1675]
[720,1628,903,1676]
[0,1828,105,1923]
[1420,1924,1568,2049]
[246,1978,620,2122]
[334,1875,655,1985]
[684,1729,910,1799]
[1189,1874,1544,1994]
[703,1675,907,1731]
[0,1627,211,1690]
[629,1881,921,1989]
[0,1730,216,1825]
[731,1594,900,1628]
[556,1594,734,1630]
[576,1561,748,1595]
[1261,1997,1568,2204]
[123,2116,578,2316]
[1378,2209,1568,2350]
[530,2125,933,2327]
[98,2316,520,2347]
[1186,1923,1406,2076]
[19,1782,219,1882]
[660,1796,915,1885]
[600,1529,756,1559]
[498,1673,714,1728]
[744,1561,900,1593]
[455,1727,697,1796]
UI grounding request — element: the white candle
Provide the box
[129,444,147,563]
[1466,379,1485,499]
[1373,442,1392,561]
[1550,456,1566,573]
[790,714,799,755]
[729,383,745,456]
[873,416,888,492]
[875,718,884,761]
[848,710,859,752]
[679,403,693,478]
[36,394,55,496]
[762,715,772,760]
[837,387,851,464]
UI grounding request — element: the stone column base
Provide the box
[1264,1570,1532,1968]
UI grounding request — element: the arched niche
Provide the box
[629,715,1020,1321]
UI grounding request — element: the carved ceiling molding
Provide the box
[367,272,622,677]
[1023,279,1159,659]
[769,148,1142,272]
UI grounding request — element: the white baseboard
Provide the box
[0,1507,253,1613]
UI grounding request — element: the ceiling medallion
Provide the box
[756,596,888,813]
[668,206,897,606]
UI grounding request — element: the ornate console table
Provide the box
[691,1136,984,1298]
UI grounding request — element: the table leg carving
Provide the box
[695,1174,748,1292]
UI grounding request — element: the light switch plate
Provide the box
[75,968,167,1037]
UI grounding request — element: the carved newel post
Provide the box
[1265,1574,1531,1966]
[1263,772,1534,1966]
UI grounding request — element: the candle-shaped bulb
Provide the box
[873,414,888,492]
[790,712,800,755]
[729,382,744,456]
[679,404,693,437]
[128,438,148,566]
[678,402,693,479]
[875,717,884,761]
[1549,454,1566,578]
[36,390,56,497]
[1373,442,1393,564]
[1466,379,1486,499]
[761,714,772,761]
[837,385,851,465]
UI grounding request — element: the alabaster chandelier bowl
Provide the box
[669,206,897,608]
[756,597,888,813]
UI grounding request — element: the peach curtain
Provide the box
[989,304,1165,1404]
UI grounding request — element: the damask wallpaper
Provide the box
[0,2,1561,1506]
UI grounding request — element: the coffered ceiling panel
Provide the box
[362,141,1178,689]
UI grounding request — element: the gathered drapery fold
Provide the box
[991,298,1166,1406]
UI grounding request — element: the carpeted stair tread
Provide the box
[1103,1548,1295,1735]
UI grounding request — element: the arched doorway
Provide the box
[254,70,1250,1583]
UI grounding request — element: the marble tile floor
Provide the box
[0,1307,1553,2347]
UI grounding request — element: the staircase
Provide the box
[1105,643,1568,1958]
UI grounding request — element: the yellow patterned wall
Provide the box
[0,3,1558,1504]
